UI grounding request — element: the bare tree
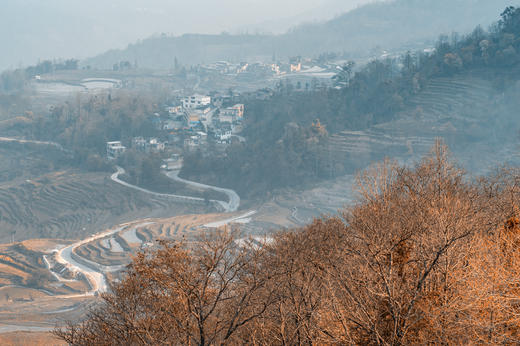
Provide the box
[55,231,278,345]
[311,141,491,344]
[56,142,520,345]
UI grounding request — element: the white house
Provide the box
[148,138,165,152]
[107,141,126,159]
[196,131,208,142]
[182,94,211,109]
[167,105,183,114]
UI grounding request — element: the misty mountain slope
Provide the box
[232,0,371,34]
[84,34,273,69]
[3,1,246,61]
[328,73,519,175]
[0,0,363,71]
[85,0,518,69]
[283,0,516,52]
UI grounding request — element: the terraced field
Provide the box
[252,174,357,230]
[0,73,519,339]
[72,213,249,269]
[0,212,240,338]
[0,170,209,243]
[259,74,520,230]
[327,74,510,172]
[0,240,89,298]
[0,210,257,335]
[0,142,70,183]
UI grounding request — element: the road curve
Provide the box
[111,166,202,203]
[46,166,242,298]
[204,210,257,228]
[54,222,153,296]
[54,225,126,296]
[0,136,249,332]
[166,170,240,212]
[0,136,239,211]
[111,166,240,212]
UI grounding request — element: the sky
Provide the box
[0,0,374,71]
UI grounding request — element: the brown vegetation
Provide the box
[0,331,66,346]
[56,142,520,345]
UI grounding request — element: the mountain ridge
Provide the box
[85,0,518,69]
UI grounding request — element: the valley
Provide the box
[1,4,520,342]
[0,71,519,334]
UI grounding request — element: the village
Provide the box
[188,54,348,91]
[106,92,245,169]
[95,52,357,175]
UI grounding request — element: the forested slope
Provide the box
[182,7,520,199]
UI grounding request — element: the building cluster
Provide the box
[106,137,168,160]
[132,137,166,153]
[193,55,362,83]
[197,57,305,79]
[102,53,358,163]
[159,93,245,149]
[106,93,245,159]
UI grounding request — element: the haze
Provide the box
[3,0,520,342]
[0,0,372,71]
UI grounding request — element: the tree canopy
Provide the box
[56,142,520,344]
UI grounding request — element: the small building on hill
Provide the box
[106,141,126,159]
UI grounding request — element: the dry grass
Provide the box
[20,239,69,253]
[0,331,66,346]
[0,264,30,280]
[0,287,50,302]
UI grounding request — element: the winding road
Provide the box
[53,221,155,296]
[111,166,239,212]
[55,225,125,296]
[0,134,264,334]
[0,135,239,212]
[0,133,252,331]
[165,170,240,212]
[47,166,246,297]
[0,136,247,298]
[0,135,252,300]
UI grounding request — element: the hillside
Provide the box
[56,145,520,344]
[1,0,367,72]
[0,169,208,243]
[180,5,520,199]
[85,0,517,69]
[327,72,519,174]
